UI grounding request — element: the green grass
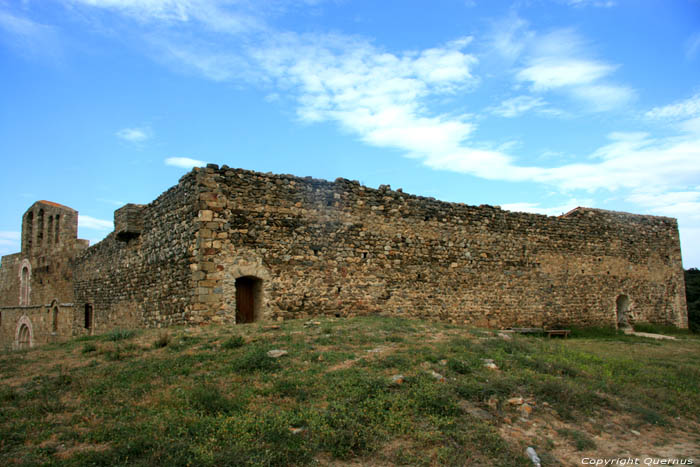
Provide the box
[0,316,698,466]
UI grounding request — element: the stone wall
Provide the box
[0,164,688,349]
[191,165,687,329]
[72,172,200,335]
[0,304,75,350]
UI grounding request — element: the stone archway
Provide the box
[616,294,631,329]
[235,276,263,323]
[15,315,34,350]
[223,256,271,324]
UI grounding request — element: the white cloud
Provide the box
[565,0,616,7]
[645,93,700,120]
[569,84,634,111]
[0,231,21,247]
[0,9,62,61]
[509,28,633,112]
[686,32,700,60]
[67,0,263,34]
[645,93,700,135]
[487,13,533,62]
[79,215,113,230]
[165,157,206,168]
[97,198,126,206]
[517,58,614,90]
[490,95,546,117]
[501,198,593,217]
[250,34,478,158]
[116,127,150,142]
[626,191,700,221]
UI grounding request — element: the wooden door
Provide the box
[236,277,255,323]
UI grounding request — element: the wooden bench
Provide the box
[545,329,571,338]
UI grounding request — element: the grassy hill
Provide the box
[1,317,699,466]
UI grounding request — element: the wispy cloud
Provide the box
[79,215,113,230]
[251,34,478,158]
[0,231,20,247]
[685,32,700,61]
[514,29,634,111]
[565,0,616,7]
[97,198,125,206]
[165,157,206,168]
[116,127,150,142]
[517,58,614,90]
[645,93,700,120]
[501,198,593,217]
[66,0,264,34]
[645,93,700,135]
[0,9,63,61]
[490,95,546,117]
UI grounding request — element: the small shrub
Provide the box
[319,403,381,459]
[222,335,245,349]
[409,376,461,416]
[106,329,137,341]
[0,386,19,403]
[447,358,472,375]
[153,333,171,349]
[630,405,669,426]
[271,379,309,401]
[103,346,124,361]
[231,345,280,373]
[188,384,241,415]
[82,343,97,354]
[558,428,596,450]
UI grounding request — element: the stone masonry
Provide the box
[0,165,688,348]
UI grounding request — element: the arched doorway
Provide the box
[18,324,31,349]
[235,276,262,323]
[616,295,631,329]
[15,316,33,350]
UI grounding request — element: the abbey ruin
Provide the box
[0,164,688,349]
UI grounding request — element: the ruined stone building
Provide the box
[0,164,688,349]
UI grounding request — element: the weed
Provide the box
[82,343,98,353]
[447,358,473,374]
[222,335,245,349]
[153,332,171,348]
[231,345,280,373]
[558,428,597,450]
[271,378,309,401]
[106,328,137,341]
[188,384,242,415]
[630,405,669,426]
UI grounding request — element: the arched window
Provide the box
[84,304,93,332]
[52,306,59,332]
[55,215,60,245]
[20,265,30,306]
[25,211,33,251]
[37,209,44,247]
[47,215,53,245]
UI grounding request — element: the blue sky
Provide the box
[1,0,699,267]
